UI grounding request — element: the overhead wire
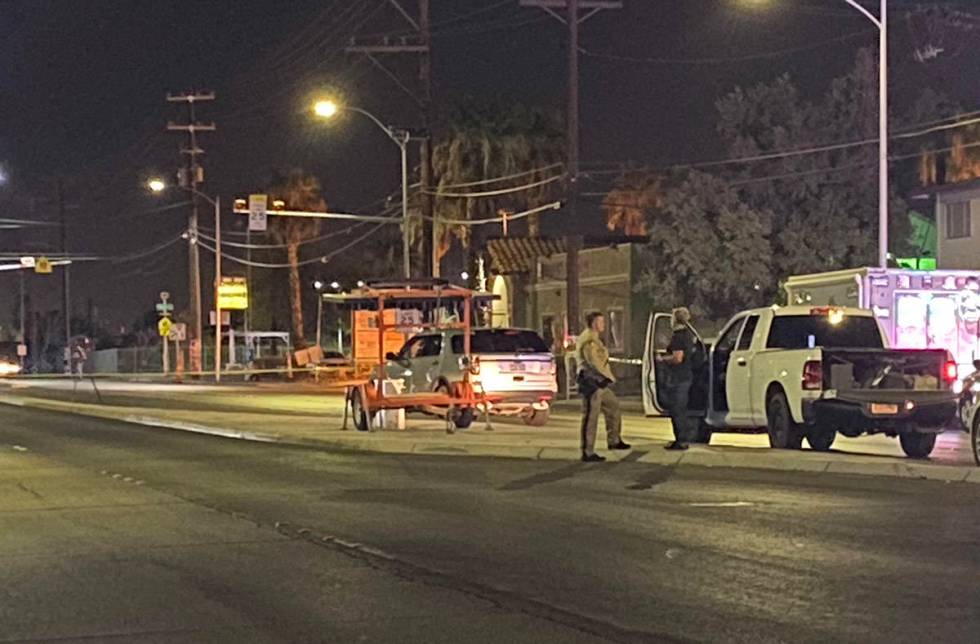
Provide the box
[425,174,565,198]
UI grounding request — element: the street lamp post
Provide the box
[313,100,412,279]
[313,280,324,351]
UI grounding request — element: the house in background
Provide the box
[912,178,980,270]
[485,236,650,391]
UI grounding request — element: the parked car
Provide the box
[643,306,959,458]
[384,327,557,427]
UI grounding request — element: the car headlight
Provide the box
[0,361,22,376]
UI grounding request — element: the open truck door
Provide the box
[642,313,675,416]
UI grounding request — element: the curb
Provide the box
[1,394,977,485]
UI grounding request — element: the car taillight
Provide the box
[802,360,822,390]
[943,359,958,385]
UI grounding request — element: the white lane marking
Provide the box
[687,501,756,508]
[665,548,682,559]
[11,445,28,452]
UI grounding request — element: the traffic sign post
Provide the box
[248,194,268,232]
[157,292,173,374]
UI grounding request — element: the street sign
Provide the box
[35,256,52,274]
[16,344,27,357]
[158,317,173,338]
[19,256,35,268]
[209,310,231,327]
[155,302,174,315]
[217,277,248,310]
[170,322,187,342]
[248,194,268,232]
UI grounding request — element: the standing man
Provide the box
[658,307,695,450]
[576,312,631,462]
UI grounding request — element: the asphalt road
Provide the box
[2,406,978,643]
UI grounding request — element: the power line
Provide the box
[423,201,563,225]
[436,163,565,189]
[425,173,565,198]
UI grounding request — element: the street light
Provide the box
[745,1,889,267]
[313,280,325,351]
[147,177,224,382]
[313,98,412,279]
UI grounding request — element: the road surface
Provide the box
[1,405,978,643]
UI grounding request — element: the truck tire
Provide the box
[973,414,980,466]
[899,432,937,459]
[767,391,804,449]
[522,408,550,427]
[806,427,836,452]
[691,419,712,444]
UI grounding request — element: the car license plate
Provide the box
[871,403,899,415]
[504,362,526,372]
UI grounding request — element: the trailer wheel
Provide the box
[806,427,836,452]
[900,432,936,459]
[350,387,371,432]
[767,390,803,449]
[436,382,474,429]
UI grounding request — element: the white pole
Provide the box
[214,196,222,383]
[400,135,411,279]
[163,335,169,375]
[878,0,889,268]
[316,293,323,350]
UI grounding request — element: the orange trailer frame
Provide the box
[326,281,502,432]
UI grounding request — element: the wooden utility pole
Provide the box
[519,0,621,336]
[166,91,215,372]
[346,0,433,277]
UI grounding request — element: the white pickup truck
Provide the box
[643,306,959,458]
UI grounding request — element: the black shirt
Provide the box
[666,327,694,383]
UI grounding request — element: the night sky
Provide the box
[2,0,978,332]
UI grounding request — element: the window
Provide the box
[715,318,745,355]
[766,315,884,349]
[417,335,442,358]
[736,315,759,351]
[606,309,625,353]
[398,336,425,360]
[946,202,971,239]
[451,330,549,354]
[541,315,557,352]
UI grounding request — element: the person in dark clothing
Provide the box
[657,307,695,450]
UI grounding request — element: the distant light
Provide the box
[828,309,845,326]
[0,167,8,185]
[356,280,366,288]
[148,178,166,193]
[314,100,339,119]
[330,281,341,290]
[313,280,324,290]
[272,199,285,210]
[460,271,470,281]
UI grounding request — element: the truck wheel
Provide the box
[806,427,836,452]
[899,432,937,459]
[767,391,803,449]
[691,419,712,444]
[972,415,980,466]
[522,409,550,427]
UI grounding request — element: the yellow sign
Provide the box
[158,317,173,338]
[218,277,249,310]
[35,256,52,274]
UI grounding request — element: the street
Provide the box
[2,405,978,643]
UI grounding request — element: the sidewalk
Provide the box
[1,380,978,485]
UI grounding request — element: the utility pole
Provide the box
[346,0,432,277]
[57,179,71,373]
[520,0,621,336]
[166,91,215,373]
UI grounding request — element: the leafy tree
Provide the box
[635,171,773,321]
[266,170,325,347]
[431,97,564,264]
[714,48,916,277]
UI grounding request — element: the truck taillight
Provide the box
[802,360,823,390]
[943,359,958,384]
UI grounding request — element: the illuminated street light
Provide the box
[148,178,167,193]
[313,100,339,119]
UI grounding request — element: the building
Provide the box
[486,236,650,391]
[912,178,980,270]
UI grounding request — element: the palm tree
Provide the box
[431,98,564,265]
[266,170,325,347]
[602,170,664,236]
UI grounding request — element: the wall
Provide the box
[937,190,980,270]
